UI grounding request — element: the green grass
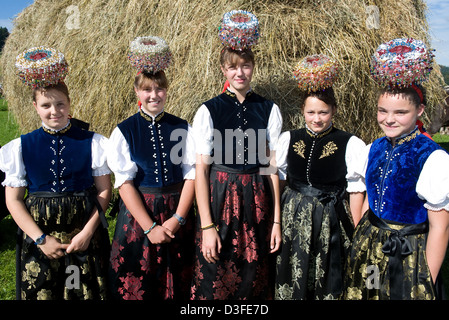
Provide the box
[0,98,21,146]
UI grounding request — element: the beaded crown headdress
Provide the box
[218,10,260,50]
[370,38,434,89]
[293,54,339,93]
[128,36,172,74]
[15,46,68,88]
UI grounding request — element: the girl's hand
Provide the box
[162,217,181,236]
[66,229,93,254]
[147,225,174,244]
[38,235,69,259]
[270,223,282,253]
[202,228,221,263]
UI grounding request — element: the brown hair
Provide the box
[32,82,70,102]
[134,70,168,90]
[220,47,255,68]
[378,85,425,108]
[302,87,337,110]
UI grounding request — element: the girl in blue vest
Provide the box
[274,54,366,300]
[0,47,111,300]
[342,38,449,300]
[190,10,282,300]
[107,36,196,300]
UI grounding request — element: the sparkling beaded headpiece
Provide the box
[293,54,339,92]
[370,38,434,89]
[128,36,172,74]
[15,46,68,88]
[218,10,259,50]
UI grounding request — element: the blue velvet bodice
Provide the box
[21,124,94,193]
[117,110,187,188]
[203,90,274,171]
[365,128,442,224]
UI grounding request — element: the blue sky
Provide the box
[0,0,448,65]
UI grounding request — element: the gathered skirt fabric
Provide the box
[274,185,353,300]
[342,210,436,300]
[190,167,275,300]
[108,187,195,300]
[18,190,110,300]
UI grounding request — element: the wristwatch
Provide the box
[34,233,46,245]
[173,213,186,225]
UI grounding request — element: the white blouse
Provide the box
[107,124,196,189]
[0,133,111,188]
[355,143,449,212]
[275,129,367,193]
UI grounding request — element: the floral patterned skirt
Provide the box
[108,185,195,300]
[274,184,353,300]
[18,189,110,300]
[341,210,437,300]
[190,166,275,300]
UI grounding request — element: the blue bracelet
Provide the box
[34,233,46,245]
[144,222,157,235]
[173,213,186,225]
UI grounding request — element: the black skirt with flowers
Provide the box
[342,210,439,300]
[108,184,195,300]
[190,165,275,300]
[18,189,110,300]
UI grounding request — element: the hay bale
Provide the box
[1,0,447,143]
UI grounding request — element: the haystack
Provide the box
[1,0,447,142]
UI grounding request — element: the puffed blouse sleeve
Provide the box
[0,138,28,188]
[106,127,138,188]
[192,104,214,156]
[345,135,367,193]
[275,131,290,181]
[91,133,112,177]
[267,103,283,151]
[416,149,449,211]
[182,124,196,179]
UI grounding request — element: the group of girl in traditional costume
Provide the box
[0,10,448,301]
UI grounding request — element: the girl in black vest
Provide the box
[274,54,366,300]
[190,10,283,300]
[107,36,196,300]
[0,47,111,300]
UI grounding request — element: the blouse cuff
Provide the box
[93,165,112,177]
[346,177,366,193]
[1,177,27,188]
[113,172,136,189]
[424,199,449,212]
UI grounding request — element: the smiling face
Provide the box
[220,48,255,95]
[33,87,71,130]
[303,96,335,134]
[221,58,254,94]
[377,92,424,143]
[135,79,167,116]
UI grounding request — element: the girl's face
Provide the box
[33,88,71,130]
[377,93,424,143]
[303,96,335,134]
[221,57,253,94]
[135,80,167,116]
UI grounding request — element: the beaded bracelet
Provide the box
[144,222,157,235]
[201,223,219,231]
